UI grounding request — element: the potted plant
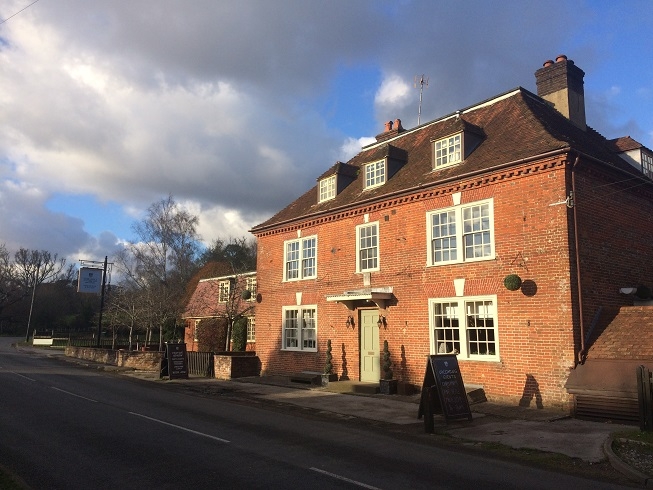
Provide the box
[379,340,397,395]
[321,339,338,386]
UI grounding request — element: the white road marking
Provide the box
[50,386,98,402]
[8,371,36,381]
[310,467,382,489]
[129,412,230,443]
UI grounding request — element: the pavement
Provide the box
[13,344,653,487]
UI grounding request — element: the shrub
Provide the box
[231,317,248,352]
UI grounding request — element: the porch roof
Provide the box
[326,287,393,311]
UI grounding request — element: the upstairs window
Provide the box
[218,280,230,303]
[319,175,336,202]
[357,222,379,272]
[434,133,462,168]
[642,152,653,180]
[427,199,494,266]
[284,236,317,281]
[364,160,386,189]
[245,277,257,301]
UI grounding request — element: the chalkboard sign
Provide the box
[165,342,188,380]
[418,355,472,430]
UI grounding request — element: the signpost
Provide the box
[418,354,472,432]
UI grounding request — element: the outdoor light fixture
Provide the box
[377,315,386,327]
[346,315,355,328]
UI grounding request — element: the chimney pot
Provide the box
[394,119,403,131]
[543,59,554,67]
[555,54,568,63]
[384,121,393,132]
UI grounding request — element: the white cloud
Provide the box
[0,0,650,260]
[339,137,376,162]
[374,73,412,109]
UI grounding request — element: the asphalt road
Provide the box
[0,338,631,489]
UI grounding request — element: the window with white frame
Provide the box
[357,222,379,272]
[245,277,257,301]
[319,175,336,202]
[282,306,317,351]
[284,236,317,281]
[193,319,201,342]
[430,296,498,360]
[434,133,462,168]
[364,160,386,188]
[427,199,494,265]
[247,317,255,342]
[642,152,653,180]
[218,280,230,302]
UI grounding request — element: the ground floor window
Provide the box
[282,305,317,351]
[429,296,498,360]
[247,317,256,342]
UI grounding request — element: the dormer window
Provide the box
[434,133,462,168]
[319,175,336,202]
[364,160,386,189]
[642,151,653,180]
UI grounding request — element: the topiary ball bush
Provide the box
[504,274,522,291]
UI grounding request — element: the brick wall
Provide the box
[65,346,163,372]
[214,354,261,379]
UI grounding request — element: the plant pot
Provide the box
[379,378,398,395]
[321,373,338,387]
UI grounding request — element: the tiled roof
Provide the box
[251,87,644,233]
[608,136,643,153]
[585,306,653,360]
[183,279,222,318]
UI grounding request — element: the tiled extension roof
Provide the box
[608,136,643,153]
[585,306,653,360]
[251,87,642,233]
[183,278,222,318]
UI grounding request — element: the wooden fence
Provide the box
[187,351,214,377]
[637,365,653,431]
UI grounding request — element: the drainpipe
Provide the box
[570,155,586,364]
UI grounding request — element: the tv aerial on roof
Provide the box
[414,74,429,125]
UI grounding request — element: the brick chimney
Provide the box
[535,54,586,130]
[375,118,405,142]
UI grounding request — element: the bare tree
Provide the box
[0,244,21,322]
[13,248,66,340]
[115,195,202,349]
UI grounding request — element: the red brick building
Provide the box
[250,56,653,410]
[183,272,257,352]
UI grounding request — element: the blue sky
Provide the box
[1,0,652,265]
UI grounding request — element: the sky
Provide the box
[1,0,652,267]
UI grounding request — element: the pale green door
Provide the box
[360,310,380,382]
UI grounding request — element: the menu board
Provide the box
[418,355,472,429]
[165,342,188,379]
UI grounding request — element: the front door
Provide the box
[360,310,380,382]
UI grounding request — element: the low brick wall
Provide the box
[65,346,163,372]
[214,353,260,379]
[116,350,163,371]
